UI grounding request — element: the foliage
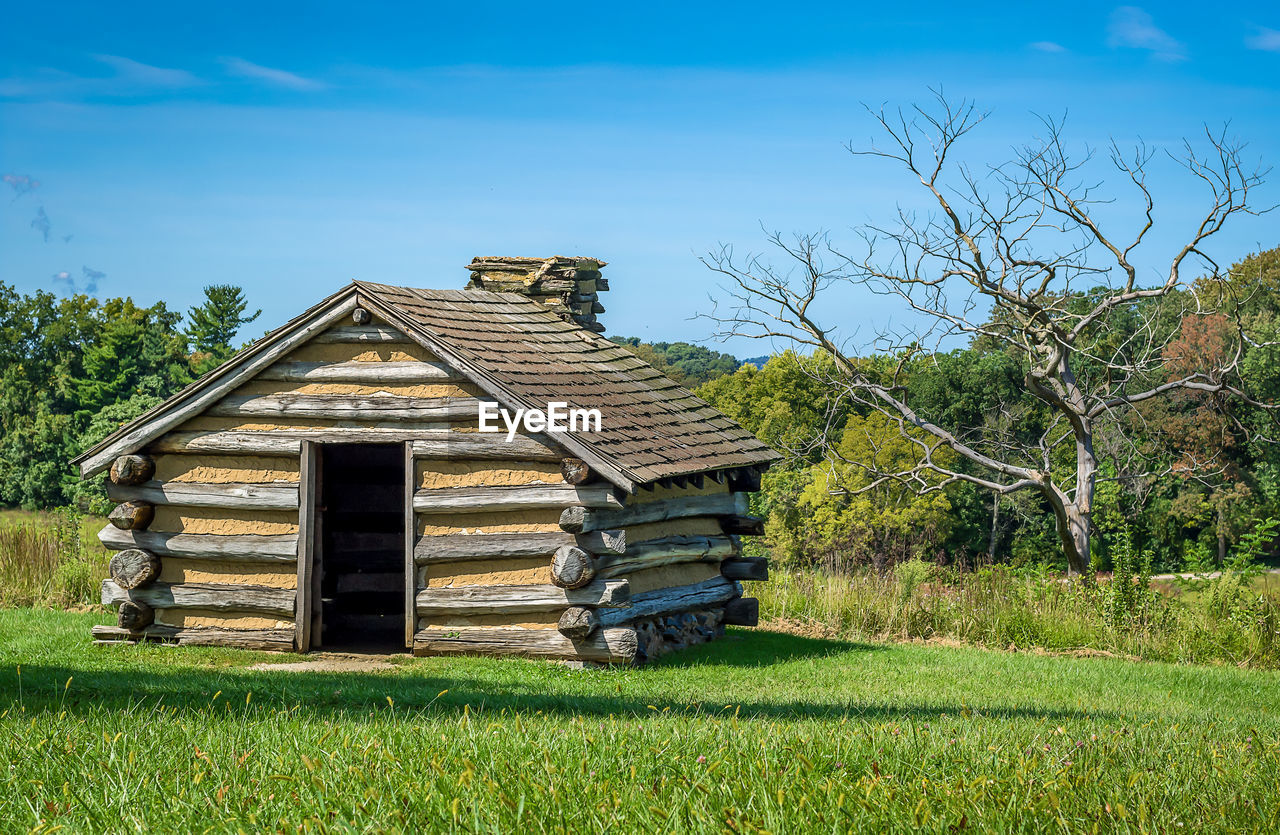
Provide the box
[186,284,262,375]
[0,282,258,510]
[4,608,1280,832]
[609,336,740,387]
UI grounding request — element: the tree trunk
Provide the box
[1048,500,1091,577]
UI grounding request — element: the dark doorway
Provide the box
[318,444,405,651]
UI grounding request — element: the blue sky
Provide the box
[3,2,1280,355]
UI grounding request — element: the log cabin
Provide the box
[74,256,779,664]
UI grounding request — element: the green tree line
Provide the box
[0,283,259,509]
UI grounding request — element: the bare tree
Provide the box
[704,93,1273,575]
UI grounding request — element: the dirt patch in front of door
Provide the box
[249,653,405,673]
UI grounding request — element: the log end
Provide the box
[721,514,766,536]
[550,544,595,589]
[117,599,155,631]
[109,549,161,590]
[557,606,598,639]
[109,454,155,486]
[560,457,593,485]
[721,557,768,582]
[108,500,154,531]
[558,506,587,533]
[723,597,759,627]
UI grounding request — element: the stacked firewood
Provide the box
[465,256,609,332]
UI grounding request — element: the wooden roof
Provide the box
[355,282,779,488]
[73,281,779,490]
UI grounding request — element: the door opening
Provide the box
[317,444,405,652]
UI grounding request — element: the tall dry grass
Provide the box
[0,510,110,608]
[748,561,1280,668]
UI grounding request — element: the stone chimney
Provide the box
[465,256,608,332]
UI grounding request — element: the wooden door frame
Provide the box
[296,440,319,652]
[403,441,415,649]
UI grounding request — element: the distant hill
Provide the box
[741,355,771,368]
[608,337,743,387]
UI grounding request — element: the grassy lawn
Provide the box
[2,609,1278,832]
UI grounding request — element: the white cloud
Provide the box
[1107,6,1186,61]
[92,54,201,88]
[1030,41,1067,53]
[1245,26,1280,52]
[221,57,325,90]
[0,55,200,98]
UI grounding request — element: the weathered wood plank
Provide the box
[296,440,317,653]
[411,433,563,461]
[721,557,769,581]
[90,624,295,651]
[150,431,302,456]
[597,535,740,578]
[311,325,409,344]
[151,429,560,460]
[208,393,481,421]
[98,527,298,562]
[413,626,638,663]
[599,577,741,627]
[106,481,299,510]
[101,579,295,618]
[413,530,625,564]
[559,493,749,533]
[258,360,462,384]
[413,484,623,514]
[414,579,629,616]
[76,294,358,477]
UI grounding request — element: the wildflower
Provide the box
[696,755,706,764]
[1076,741,1084,748]
[1043,744,1051,751]
[1090,734,1097,741]
[834,762,844,769]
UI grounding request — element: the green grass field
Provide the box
[2,609,1278,833]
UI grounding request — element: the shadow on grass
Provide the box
[0,629,1119,725]
[652,628,877,668]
